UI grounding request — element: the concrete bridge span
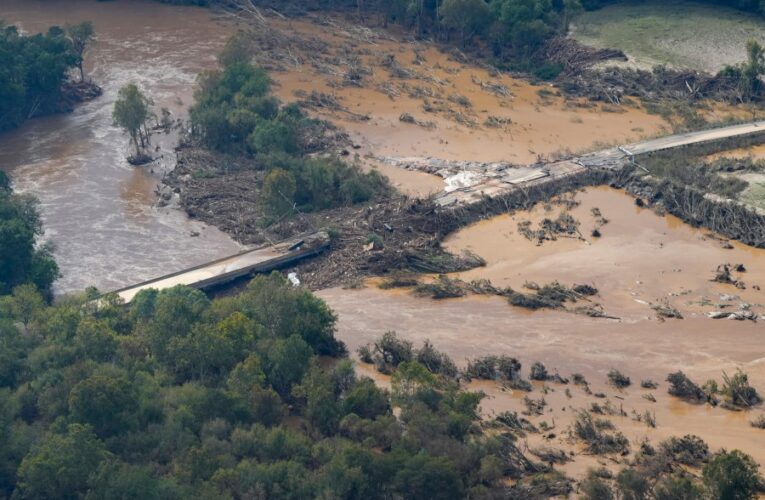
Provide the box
[110,121,765,301]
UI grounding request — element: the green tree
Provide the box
[112,83,152,158]
[65,21,94,82]
[0,190,58,295]
[74,318,118,362]
[263,335,313,395]
[144,285,210,365]
[261,168,296,220]
[343,378,391,419]
[240,272,341,355]
[393,453,463,500]
[741,39,765,101]
[293,362,342,435]
[164,320,244,383]
[218,31,252,67]
[9,284,45,328]
[490,0,559,58]
[441,0,491,47]
[86,460,163,500]
[703,450,763,500]
[562,0,584,31]
[227,353,266,396]
[68,373,138,438]
[248,119,299,155]
[391,360,438,406]
[190,62,272,151]
[14,424,108,499]
[0,24,79,132]
[248,386,286,426]
[0,320,26,388]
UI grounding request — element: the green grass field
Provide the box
[571,1,765,73]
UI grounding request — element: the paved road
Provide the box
[623,120,765,156]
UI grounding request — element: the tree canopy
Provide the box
[189,61,388,218]
[0,273,532,498]
[0,181,58,296]
[0,22,92,132]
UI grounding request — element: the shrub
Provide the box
[573,411,630,455]
[532,62,563,81]
[416,341,458,378]
[653,474,704,500]
[750,414,765,429]
[529,362,549,381]
[607,369,631,388]
[616,468,650,500]
[721,370,762,408]
[667,371,707,403]
[659,435,709,466]
[579,468,614,500]
[357,345,373,363]
[367,331,414,373]
[465,355,523,382]
[641,379,658,389]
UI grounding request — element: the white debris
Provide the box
[287,273,300,286]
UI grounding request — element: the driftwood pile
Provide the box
[560,66,741,105]
[542,36,627,75]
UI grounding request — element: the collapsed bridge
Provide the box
[429,120,765,206]
[111,120,765,302]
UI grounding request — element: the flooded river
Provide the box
[3,0,764,477]
[319,187,765,471]
[0,0,240,293]
[0,0,671,293]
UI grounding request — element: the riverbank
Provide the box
[40,80,103,119]
[0,0,242,293]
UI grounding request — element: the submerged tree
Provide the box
[65,21,94,82]
[112,83,153,161]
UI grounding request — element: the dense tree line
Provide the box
[185,0,579,71]
[0,22,93,133]
[0,173,58,297]
[152,0,765,75]
[0,274,531,499]
[189,57,388,219]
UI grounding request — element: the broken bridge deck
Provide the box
[111,231,329,303]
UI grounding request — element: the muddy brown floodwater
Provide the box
[0,0,241,293]
[0,1,672,292]
[319,187,765,477]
